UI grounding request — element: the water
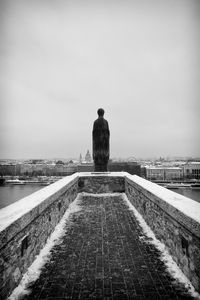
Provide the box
[0,184,45,209]
[171,188,200,203]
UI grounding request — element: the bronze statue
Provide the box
[92,108,110,172]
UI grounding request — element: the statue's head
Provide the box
[97,108,104,117]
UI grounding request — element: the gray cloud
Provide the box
[0,0,199,159]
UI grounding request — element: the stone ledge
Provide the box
[1,172,200,298]
[0,177,78,298]
[0,174,79,250]
[79,171,126,177]
[125,174,200,239]
[78,174,125,193]
[125,174,200,292]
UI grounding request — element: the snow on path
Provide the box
[122,193,200,300]
[8,194,82,300]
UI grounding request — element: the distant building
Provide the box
[0,162,78,177]
[108,161,141,176]
[76,161,141,174]
[85,150,92,163]
[165,167,183,180]
[20,164,33,175]
[20,163,45,176]
[145,167,183,181]
[183,162,200,179]
[146,167,164,180]
[77,163,94,172]
[43,163,77,176]
[0,164,21,176]
[53,163,77,176]
[44,164,56,176]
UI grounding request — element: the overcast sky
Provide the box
[0,0,199,159]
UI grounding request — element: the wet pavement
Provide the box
[23,193,195,299]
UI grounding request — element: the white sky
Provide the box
[0,0,199,159]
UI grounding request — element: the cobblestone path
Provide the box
[23,194,195,300]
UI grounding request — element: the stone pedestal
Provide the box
[94,164,108,172]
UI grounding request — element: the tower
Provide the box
[85,150,92,163]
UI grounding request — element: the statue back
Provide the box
[92,116,110,171]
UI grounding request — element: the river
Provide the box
[0,184,200,210]
[0,184,45,209]
[169,187,200,203]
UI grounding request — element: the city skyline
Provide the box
[0,0,200,159]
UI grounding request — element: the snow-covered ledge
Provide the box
[125,174,200,292]
[1,172,200,297]
[0,173,79,298]
[0,172,126,298]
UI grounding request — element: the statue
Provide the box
[92,108,110,172]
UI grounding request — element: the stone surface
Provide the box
[125,177,200,292]
[78,175,125,194]
[21,194,195,300]
[2,173,200,299]
[0,181,78,299]
[125,175,200,229]
[0,174,79,248]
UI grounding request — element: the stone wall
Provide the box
[1,172,200,297]
[125,174,200,292]
[78,174,125,193]
[0,175,78,299]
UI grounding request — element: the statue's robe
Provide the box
[92,117,110,172]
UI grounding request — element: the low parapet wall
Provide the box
[125,174,200,292]
[0,172,200,298]
[78,172,125,193]
[0,172,125,298]
[0,174,79,298]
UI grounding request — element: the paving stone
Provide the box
[23,194,196,299]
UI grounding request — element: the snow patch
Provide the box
[122,193,200,300]
[8,194,82,300]
[81,192,122,197]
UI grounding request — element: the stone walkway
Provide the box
[23,194,195,300]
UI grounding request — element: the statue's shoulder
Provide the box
[93,118,99,126]
[102,118,109,127]
[93,117,109,129]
